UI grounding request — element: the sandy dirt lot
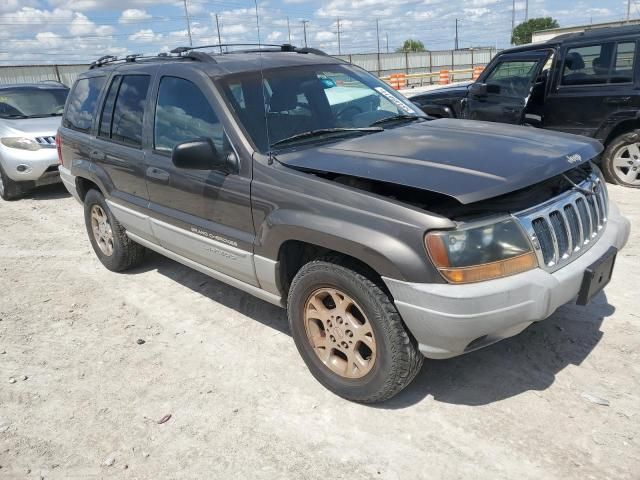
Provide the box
[0,183,639,479]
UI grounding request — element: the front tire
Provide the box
[0,163,26,201]
[601,131,640,188]
[83,189,146,272]
[287,257,423,403]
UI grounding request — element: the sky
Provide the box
[0,0,638,65]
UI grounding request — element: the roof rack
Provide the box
[89,43,328,70]
[38,80,67,87]
[89,52,191,69]
[169,43,327,56]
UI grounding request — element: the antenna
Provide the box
[253,0,272,162]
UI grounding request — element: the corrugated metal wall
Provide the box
[335,47,497,84]
[0,64,90,87]
[0,48,497,87]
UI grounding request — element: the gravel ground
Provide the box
[0,182,639,480]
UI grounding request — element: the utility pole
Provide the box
[525,0,529,21]
[215,14,222,53]
[455,18,459,50]
[627,0,632,21]
[183,0,193,46]
[511,0,516,43]
[287,16,291,44]
[336,18,341,55]
[385,32,389,53]
[301,20,309,47]
[375,19,381,75]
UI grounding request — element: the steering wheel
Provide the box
[335,105,362,122]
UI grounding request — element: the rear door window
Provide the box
[611,41,636,83]
[109,75,150,147]
[560,42,635,85]
[63,76,106,132]
[98,76,121,138]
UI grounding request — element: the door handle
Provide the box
[146,167,170,182]
[90,150,105,161]
[503,106,519,113]
[604,96,631,105]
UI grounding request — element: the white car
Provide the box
[0,82,69,200]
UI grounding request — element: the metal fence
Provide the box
[0,64,90,87]
[336,48,497,85]
[0,48,498,88]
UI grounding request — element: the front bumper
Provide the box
[0,145,60,184]
[383,201,631,359]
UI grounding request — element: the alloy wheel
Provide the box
[90,205,114,256]
[612,142,640,186]
[303,288,377,379]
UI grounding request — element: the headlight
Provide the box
[425,219,538,284]
[1,137,41,151]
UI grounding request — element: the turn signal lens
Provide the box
[438,252,538,284]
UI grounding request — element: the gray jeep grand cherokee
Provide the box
[58,46,630,403]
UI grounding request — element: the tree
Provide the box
[511,17,559,45]
[396,39,426,53]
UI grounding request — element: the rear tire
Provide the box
[601,130,640,188]
[83,189,146,272]
[287,257,423,403]
[0,163,26,201]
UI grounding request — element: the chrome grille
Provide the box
[35,136,56,148]
[515,174,608,271]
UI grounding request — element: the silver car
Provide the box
[0,83,69,200]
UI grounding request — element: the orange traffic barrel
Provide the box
[472,65,484,80]
[439,70,449,85]
[389,73,407,90]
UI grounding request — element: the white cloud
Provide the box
[48,0,175,12]
[68,12,113,36]
[129,28,163,42]
[267,31,283,42]
[119,9,151,24]
[315,31,335,42]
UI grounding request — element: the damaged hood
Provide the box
[276,118,603,204]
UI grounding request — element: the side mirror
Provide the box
[320,77,337,89]
[469,83,488,97]
[172,138,227,171]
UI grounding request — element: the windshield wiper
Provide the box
[0,114,29,119]
[28,113,63,118]
[369,114,425,127]
[270,127,382,148]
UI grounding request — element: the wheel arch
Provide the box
[276,239,393,298]
[599,116,640,147]
[75,176,103,201]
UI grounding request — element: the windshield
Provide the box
[218,64,423,152]
[0,87,69,119]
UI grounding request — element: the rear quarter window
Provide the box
[63,76,106,133]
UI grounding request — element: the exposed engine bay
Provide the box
[315,162,595,221]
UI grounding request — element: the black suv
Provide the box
[58,46,629,403]
[410,25,640,188]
